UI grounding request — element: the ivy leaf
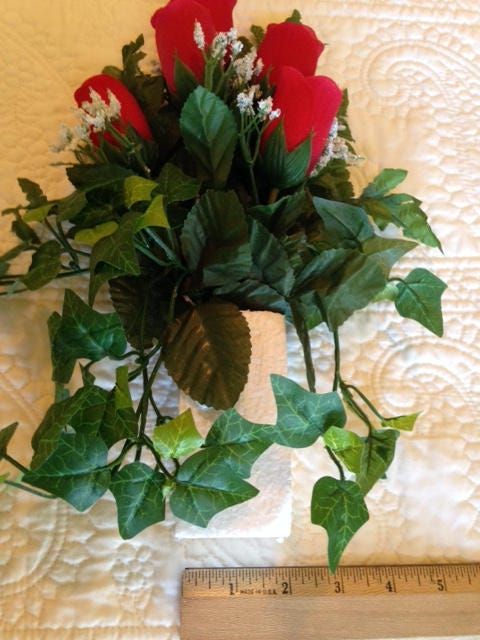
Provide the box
[262,124,311,190]
[74,221,119,247]
[356,429,400,495]
[311,476,369,572]
[11,217,40,244]
[66,164,132,191]
[157,163,200,205]
[164,301,251,410]
[0,423,18,458]
[204,410,272,478]
[18,178,47,207]
[249,220,295,296]
[49,289,127,383]
[110,462,165,539]
[362,169,408,199]
[153,410,204,459]
[313,197,374,247]
[181,190,251,287]
[137,196,169,230]
[394,268,447,337]
[323,238,416,329]
[123,176,159,207]
[23,203,55,223]
[21,241,63,291]
[309,159,354,203]
[269,375,346,448]
[323,426,364,473]
[170,451,259,527]
[57,191,89,221]
[293,248,351,296]
[24,433,110,512]
[214,279,289,314]
[381,412,420,432]
[180,86,237,188]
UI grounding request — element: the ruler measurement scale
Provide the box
[181,565,480,640]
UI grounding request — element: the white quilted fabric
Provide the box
[0,1,479,639]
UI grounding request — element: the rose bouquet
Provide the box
[0,0,446,571]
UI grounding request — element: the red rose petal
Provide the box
[307,75,343,172]
[195,0,236,32]
[258,22,324,78]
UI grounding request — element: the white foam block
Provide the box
[174,311,292,539]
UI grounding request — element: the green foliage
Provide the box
[24,433,110,512]
[0,423,18,458]
[323,426,364,473]
[269,376,346,448]
[75,222,119,247]
[262,125,311,190]
[21,241,63,290]
[311,477,369,572]
[356,429,400,495]
[157,163,200,205]
[285,9,302,23]
[180,87,238,188]
[18,178,47,208]
[362,169,408,199]
[164,301,251,410]
[48,289,127,383]
[381,412,420,431]
[123,176,159,207]
[153,410,204,459]
[110,463,166,539]
[394,268,447,337]
[170,450,259,527]
[309,160,354,203]
[250,25,265,46]
[174,57,199,103]
[313,198,374,247]
[249,220,295,297]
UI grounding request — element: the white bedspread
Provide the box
[0,1,479,638]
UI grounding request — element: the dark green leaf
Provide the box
[249,220,294,296]
[11,218,40,244]
[49,289,127,383]
[250,24,265,46]
[174,57,200,103]
[262,124,311,190]
[170,451,258,527]
[214,279,288,314]
[336,90,354,144]
[164,301,251,410]
[0,423,18,458]
[311,476,369,572]
[66,164,133,191]
[157,163,200,205]
[24,433,110,511]
[270,375,346,448]
[356,429,400,495]
[362,169,407,199]
[293,248,351,296]
[323,426,364,473]
[153,410,204,459]
[181,190,251,287]
[21,241,63,291]
[285,9,302,23]
[381,412,420,432]
[250,191,312,235]
[18,178,47,207]
[57,191,89,221]
[313,197,374,247]
[309,159,354,202]
[394,268,447,337]
[23,203,55,223]
[180,87,237,188]
[110,462,165,539]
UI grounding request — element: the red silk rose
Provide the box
[262,66,342,176]
[74,74,153,145]
[257,21,324,78]
[151,0,236,94]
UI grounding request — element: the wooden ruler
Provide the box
[181,564,480,640]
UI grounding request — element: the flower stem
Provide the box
[4,480,57,500]
[332,329,341,392]
[3,453,29,474]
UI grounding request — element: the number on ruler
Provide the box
[282,582,289,594]
[334,581,341,593]
[385,580,394,592]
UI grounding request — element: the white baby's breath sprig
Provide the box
[49,124,74,153]
[233,49,257,84]
[193,20,206,51]
[313,118,363,173]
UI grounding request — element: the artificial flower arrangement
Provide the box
[0,0,446,571]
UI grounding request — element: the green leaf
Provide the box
[21,240,63,291]
[249,220,294,296]
[285,9,302,23]
[323,238,415,329]
[66,164,133,191]
[381,412,420,432]
[313,198,374,247]
[170,451,258,527]
[157,163,200,205]
[0,423,18,458]
[311,476,369,572]
[270,375,346,448]
[394,268,447,337]
[11,218,40,244]
[214,279,289,314]
[323,426,364,473]
[123,176,159,207]
[24,433,110,512]
[250,24,265,46]
[23,203,55,223]
[309,159,354,203]
[205,410,272,478]
[57,191,89,221]
[262,124,311,190]
[362,169,408,199]
[293,248,351,296]
[74,221,119,247]
[180,87,238,188]
[18,178,47,207]
[153,410,204,459]
[110,462,165,539]
[164,301,251,410]
[181,190,251,287]
[174,57,199,102]
[49,289,127,383]
[136,195,169,230]
[356,429,400,495]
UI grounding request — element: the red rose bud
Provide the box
[261,66,342,186]
[257,21,324,79]
[74,74,153,145]
[151,0,236,94]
